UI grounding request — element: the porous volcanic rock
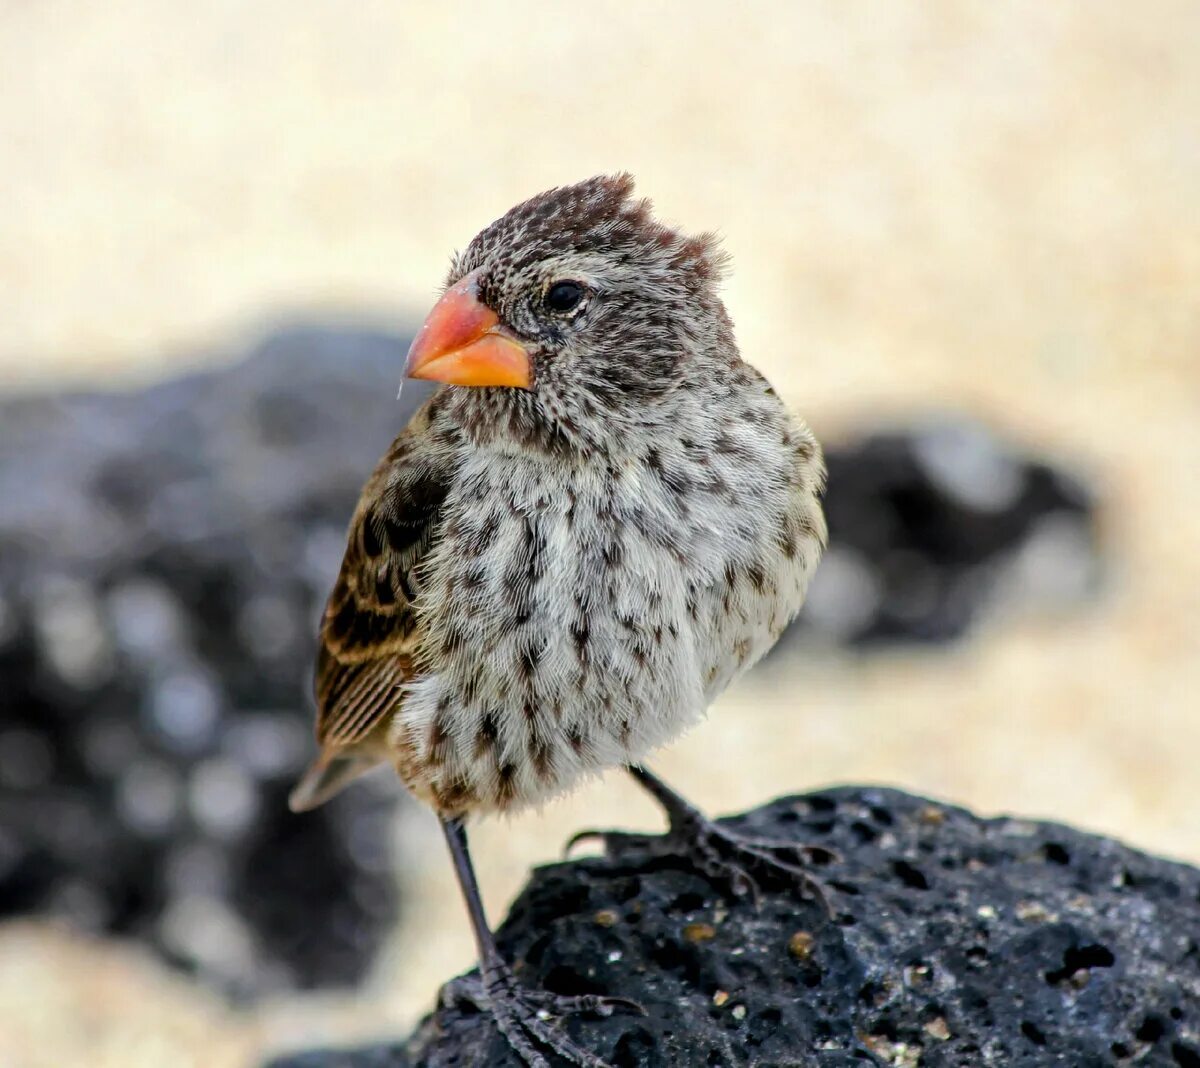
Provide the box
[794,421,1100,646]
[0,326,429,995]
[266,787,1200,1068]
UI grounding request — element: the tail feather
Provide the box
[288,750,385,812]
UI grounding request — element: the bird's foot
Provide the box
[442,957,643,1068]
[568,808,836,911]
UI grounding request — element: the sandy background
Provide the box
[3,2,1199,1065]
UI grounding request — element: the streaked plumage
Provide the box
[290,175,827,1068]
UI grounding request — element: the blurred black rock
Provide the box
[797,420,1100,645]
[0,324,1100,998]
[0,326,432,997]
[266,787,1200,1068]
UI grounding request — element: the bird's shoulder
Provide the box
[313,399,457,749]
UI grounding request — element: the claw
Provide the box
[444,962,636,1068]
[563,828,656,859]
[563,827,612,857]
[568,813,834,915]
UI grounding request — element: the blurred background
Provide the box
[2,3,1198,1066]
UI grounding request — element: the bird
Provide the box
[289,174,828,1068]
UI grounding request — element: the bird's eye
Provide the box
[544,281,584,313]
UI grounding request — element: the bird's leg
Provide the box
[438,816,641,1068]
[568,765,835,910]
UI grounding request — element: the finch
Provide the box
[290,175,827,1067]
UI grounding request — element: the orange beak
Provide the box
[404,269,533,389]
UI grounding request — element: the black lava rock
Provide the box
[0,325,433,996]
[266,787,1200,1068]
[797,420,1100,645]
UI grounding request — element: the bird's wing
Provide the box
[313,412,451,752]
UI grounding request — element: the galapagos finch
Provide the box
[290,175,827,1067]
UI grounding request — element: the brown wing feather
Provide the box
[312,418,449,750]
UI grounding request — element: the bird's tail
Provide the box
[288,750,384,812]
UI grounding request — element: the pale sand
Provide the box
[3,2,1198,1064]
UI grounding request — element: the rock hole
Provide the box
[858,981,887,1008]
[1021,1021,1047,1046]
[1044,943,1115,985]
[1137,1015,1166,1043]
[649,940,704,987]
[1042,842,1070,865]
[761,1007,782,1025]
[851,820,878,844]
[542,965,601,998]
[611,1026,655,1068]
[807,795,837,813]
[1173,1042,1200,1067]
[869,804,895,826]
[612,877,642,903]
[891,859,930,890]
[670,890,706,912]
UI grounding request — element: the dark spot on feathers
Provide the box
[327,597,359,645]
[714,430,747,458]
[436,778,476,814]
[529,735,553,781]
[497,762,518,803]
[474,709,500,758]
[464,512,500,556]
[518,641,542,682]
[523,516,546,582]
[773,514,797,557]
[441,624,467,658]
[374,572,396,606]
[428,716,451,766]
[603,539,624,569]
[360,512,382,557]
[646,447,691,495]
[407,469,448,513]
[568,727,586,755]
[571,619,591,661]
[748,564,767,593]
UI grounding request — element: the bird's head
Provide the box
[404,174,734,448]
